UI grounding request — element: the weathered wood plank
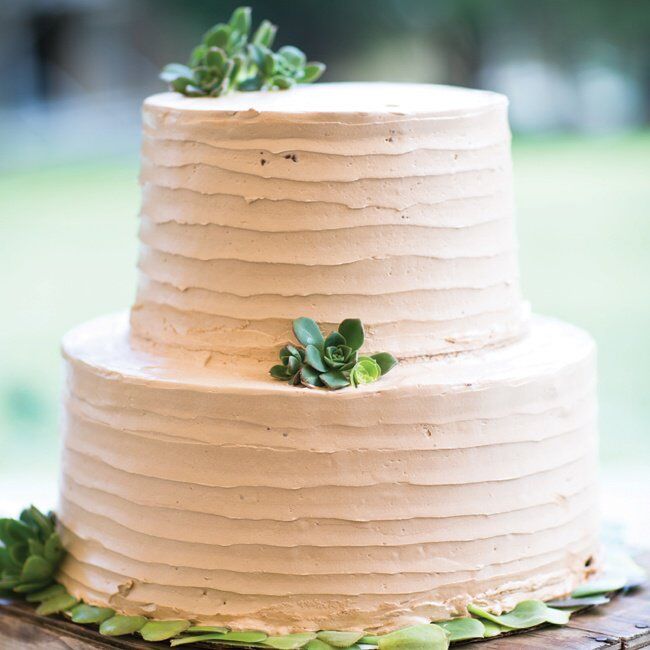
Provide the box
[468,625,618,649]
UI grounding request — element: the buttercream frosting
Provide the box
[131,84,525,361]
[57,312,599,633]
[56,83,600,634]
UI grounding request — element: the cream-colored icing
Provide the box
[57,312,599,633]
[132,84,524,360]
[57,83,600,633]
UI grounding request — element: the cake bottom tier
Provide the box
[57,312,599,633]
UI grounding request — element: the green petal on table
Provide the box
[468,600,570,629]
[187,625,230,634]
[25,583,66,602]
[70,603,116,624]
[264,632,318,649]
[306,640,336,650]
[480,620,510,637]
[572,575,628,597]
[216,631,268,643]
[359,635,381,645]
[99,614,148,636]
[171,633,266,647]
[139,619,191,641]
[316,631,364,647]
[35,593,79,616]
[377,624,449,650]
[547,594,610,608]
[436,617,485,641]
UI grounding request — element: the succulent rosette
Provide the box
[160,6,325,98]
[270,317,398,390]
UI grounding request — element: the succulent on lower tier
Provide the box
[0,506,64,596]
[270,317,398,390]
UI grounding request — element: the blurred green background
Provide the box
[1,1,649,515]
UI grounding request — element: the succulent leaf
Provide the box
[99,615,148,636]
[20,556,54,583]
[377,624,449,650]
[324,344,356,370]
[317,630,365,647]
[293,317,324,348]
[279,45,307,68]
[43,533,64,564]
[338,319,364,351]
[300,365,323,387]
[25,583,67,603]
[12,580,51,594]
[301,62,326,83]
[467,600,571,629]
[371,352,398,376]
[36,593,79,616]
[436,617,485,641]
[319,370,351,390]
[70,603,116,624]
[264,632,317,649]
[253,19,277,48]
[229,6,252,38]
[139,619,191,641]
[350,358,382,387]
[270,365,290,380]
[324,331,346,348]
[305,344,327,372]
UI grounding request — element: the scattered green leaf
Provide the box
[572,576,628,598]
[70,603,116,624]
[187,625,230,634]
[436,617,485,641]
[377,624,449,650]
[36,593,79,616]
[316,630,364,647]
[547,594,610,608]
[468,600,571,629]
[139,619,191,641]
[264,632,318,649]
[99,615,148,636]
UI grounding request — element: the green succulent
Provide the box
[160,6,325,97]
[0,506,64,596]
[270,317,398,390]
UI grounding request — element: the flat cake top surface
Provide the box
[145,82,506,117]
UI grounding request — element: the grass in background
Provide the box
[0,133,648,498]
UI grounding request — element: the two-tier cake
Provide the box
[56,83,599,634]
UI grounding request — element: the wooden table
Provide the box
[2,552,649,649]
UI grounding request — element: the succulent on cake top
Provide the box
[160,6,325,97]
[270,317,398,390]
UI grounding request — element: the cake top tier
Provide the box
[145,82,506,117]
[133,82,524,364]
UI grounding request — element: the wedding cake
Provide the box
[56,82,599,634]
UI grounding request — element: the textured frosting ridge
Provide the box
[57,83,600,633]
[58,313,599,633]
[131,83,526,361]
